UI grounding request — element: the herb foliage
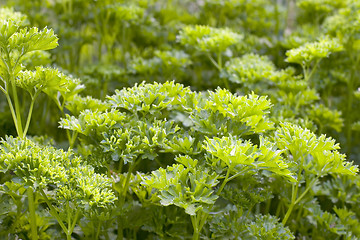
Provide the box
[1,1,360,239]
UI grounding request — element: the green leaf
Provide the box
[224,53,276,84]
[286,37,343,66]
[0,8,28,25]
[191,89,274,136]
[107,81,191,117]
[59,109,126,137]
[141,164,219,215]
[16,67,69,98]
[65,95,110,116]
[203,135,295,181]
[275,122,358,176]
[9,27,58,53]
[178,25,243,53]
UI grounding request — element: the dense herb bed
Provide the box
[1,1,360,239]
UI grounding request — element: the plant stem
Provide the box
[216,167,231,195]
[39,189,68,235]
[116,159,138,240]
[207,54,220,70]
[264,197,272,214]
[23,92,40,137]
[117,215,124,240]
[282,157,303,225]
[69,210,80,239]
[191,215,200,240]
[217,52,230,89]
[3,49,24,138]
[306,59,321,86]
[27,187,38,240]
[96,221,101,240]
[102,77,109,100]
[217,52,222,70]
[66,131,78,149]
[275,199,283,217]
[10,73,24,138]
[294,178,318,205]
[71,210,80,231]
[282,177,318,225]
[5,92,20,135]
[0,85,6,94]
[282,200,295,225]
[191,167,233,239]
[66,202,72,240]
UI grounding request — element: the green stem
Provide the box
[264,197,272,214]
[5,92,20,135]
[4,49,24,138]
[69,210,80,237]
[122,161,136,197]
[275,199,283,217]
[227,171,245,182]
[62,0,67,14]
[65,129,72,146]
[282,201,295,225]
[66,202,72,240]
[282,177,318,225]
[116,159,138,240]
[69,131,78,149]
[216,167,231,195]
[102,77,109,100]
[294,178,318,205]
[217,52,222,69]
[23,92,40,137]
[27,187,38,240]
[39,189,68,235]
[117,215,124,240]
[191,215,200,240]
[198,212,208,236]
[217,52,230,89]
[246,204,255,218]
[195,167,242,236]
[95,221,101,240]
[133,229,137,240]
[0,85,6,94]
[306,59,321,86]
[226,169,247,183]
[302,65,308,81]
[284,0,295,38]
[193,167,233,239]
[282,183,299,225]
[69,0,73,18]
[10,70,24,138]
[292,180,299,204]
[207,54,220,70]
[118,159,124,173]
[282,157,303,225]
